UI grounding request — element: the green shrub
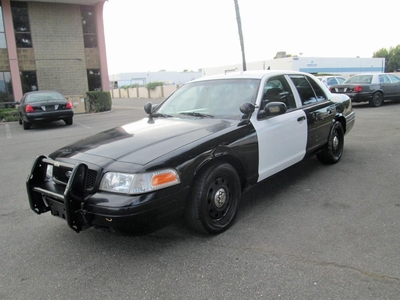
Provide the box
[85,91,112,113]
[145,81,164,91]
[120,83,141,89]
[0,108,19,122]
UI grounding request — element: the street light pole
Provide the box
[234,0,246,71]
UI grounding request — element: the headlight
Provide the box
[46,165,53,179]
[99,169,180,195]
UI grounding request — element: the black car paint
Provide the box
[27,117,259,232]
[330,83,382,103]
[303,97,353,156]
[17,91,73,127]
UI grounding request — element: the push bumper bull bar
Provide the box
[26,155,91,233]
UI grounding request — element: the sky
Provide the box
[103,0,399,75]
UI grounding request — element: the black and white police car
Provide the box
[27,70,355,235]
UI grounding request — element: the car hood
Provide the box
[50,117,238,166]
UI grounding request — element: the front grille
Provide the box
[53,165,98,189]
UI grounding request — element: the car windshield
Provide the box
[156,79,260,119]
[344,75,372,84]
[26,92,65,103]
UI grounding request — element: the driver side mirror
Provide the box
[240,102,255,115]
[144,102,157,115]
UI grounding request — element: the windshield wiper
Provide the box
[179,112,214,118]
[151,112,172,118]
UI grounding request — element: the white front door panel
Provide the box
[252,110,307,182]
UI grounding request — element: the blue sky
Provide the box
[103,0,399,74]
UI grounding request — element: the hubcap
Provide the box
[214,188,226,208]
[333,135,339,150]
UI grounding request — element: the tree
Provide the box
[373,48,389,71]
[234,0,246,71]
[373,45,400,72]
[387,45,400,72]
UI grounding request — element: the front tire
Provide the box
[317,121,344,164]
[369,92,383,107]
[185,163,241,234]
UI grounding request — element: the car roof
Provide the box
[191,70,315,82]
[316,75,344,78]
[24,90,62,96]
[349,73,382,76]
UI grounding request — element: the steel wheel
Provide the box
[317,121,344,164]
[369,92,383,107]
[185,162,241,234]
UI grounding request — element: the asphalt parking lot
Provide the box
[0,98,399,299]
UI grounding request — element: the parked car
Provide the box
[17,90,74,129]
[330,73,400,107]
[26,70,355,235]
[316,75,346,88]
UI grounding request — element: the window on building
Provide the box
[0,5,7,49]
[20,71,38,94]
[81,5,97,48]
[11,1,32,48]
[0,72,13,104]
[87,69,101,91]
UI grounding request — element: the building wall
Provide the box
[28,2,89,95]
[293,57,385,75]
[0,49,9,70]
[17,48,36,71]
[202,57,386,77]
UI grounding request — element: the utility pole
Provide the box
[234,0,246,71]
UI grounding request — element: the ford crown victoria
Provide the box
[27,70,355,234]
[330,73,400,107]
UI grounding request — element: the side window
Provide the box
[379,74,390,83]
[327,77,337,86]
[308,76,327,101]
[260,75,296,112]
[288,75,326,105]
[337,77,345,84]
[388,74,400,83]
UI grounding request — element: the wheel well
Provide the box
[336,116,346,133]
[191,156,247,193]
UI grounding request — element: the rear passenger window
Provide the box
[288,75,327,105]
[379,74,390,83]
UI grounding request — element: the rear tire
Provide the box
[317,121,344,164]
[23,120,30,130]
[369,92,383,107]
[18,117,22,125]
[65,117,73,125]
[185,162,241,234]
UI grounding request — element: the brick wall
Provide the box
[28,2,88,95]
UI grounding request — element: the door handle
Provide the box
[297,116,306,122]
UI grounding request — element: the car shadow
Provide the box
[352,99,400,109]
[26,120,71,130]
[78,156,325,241]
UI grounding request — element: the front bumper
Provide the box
[26,156,188,233]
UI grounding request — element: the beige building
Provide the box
[0,0,109,107]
